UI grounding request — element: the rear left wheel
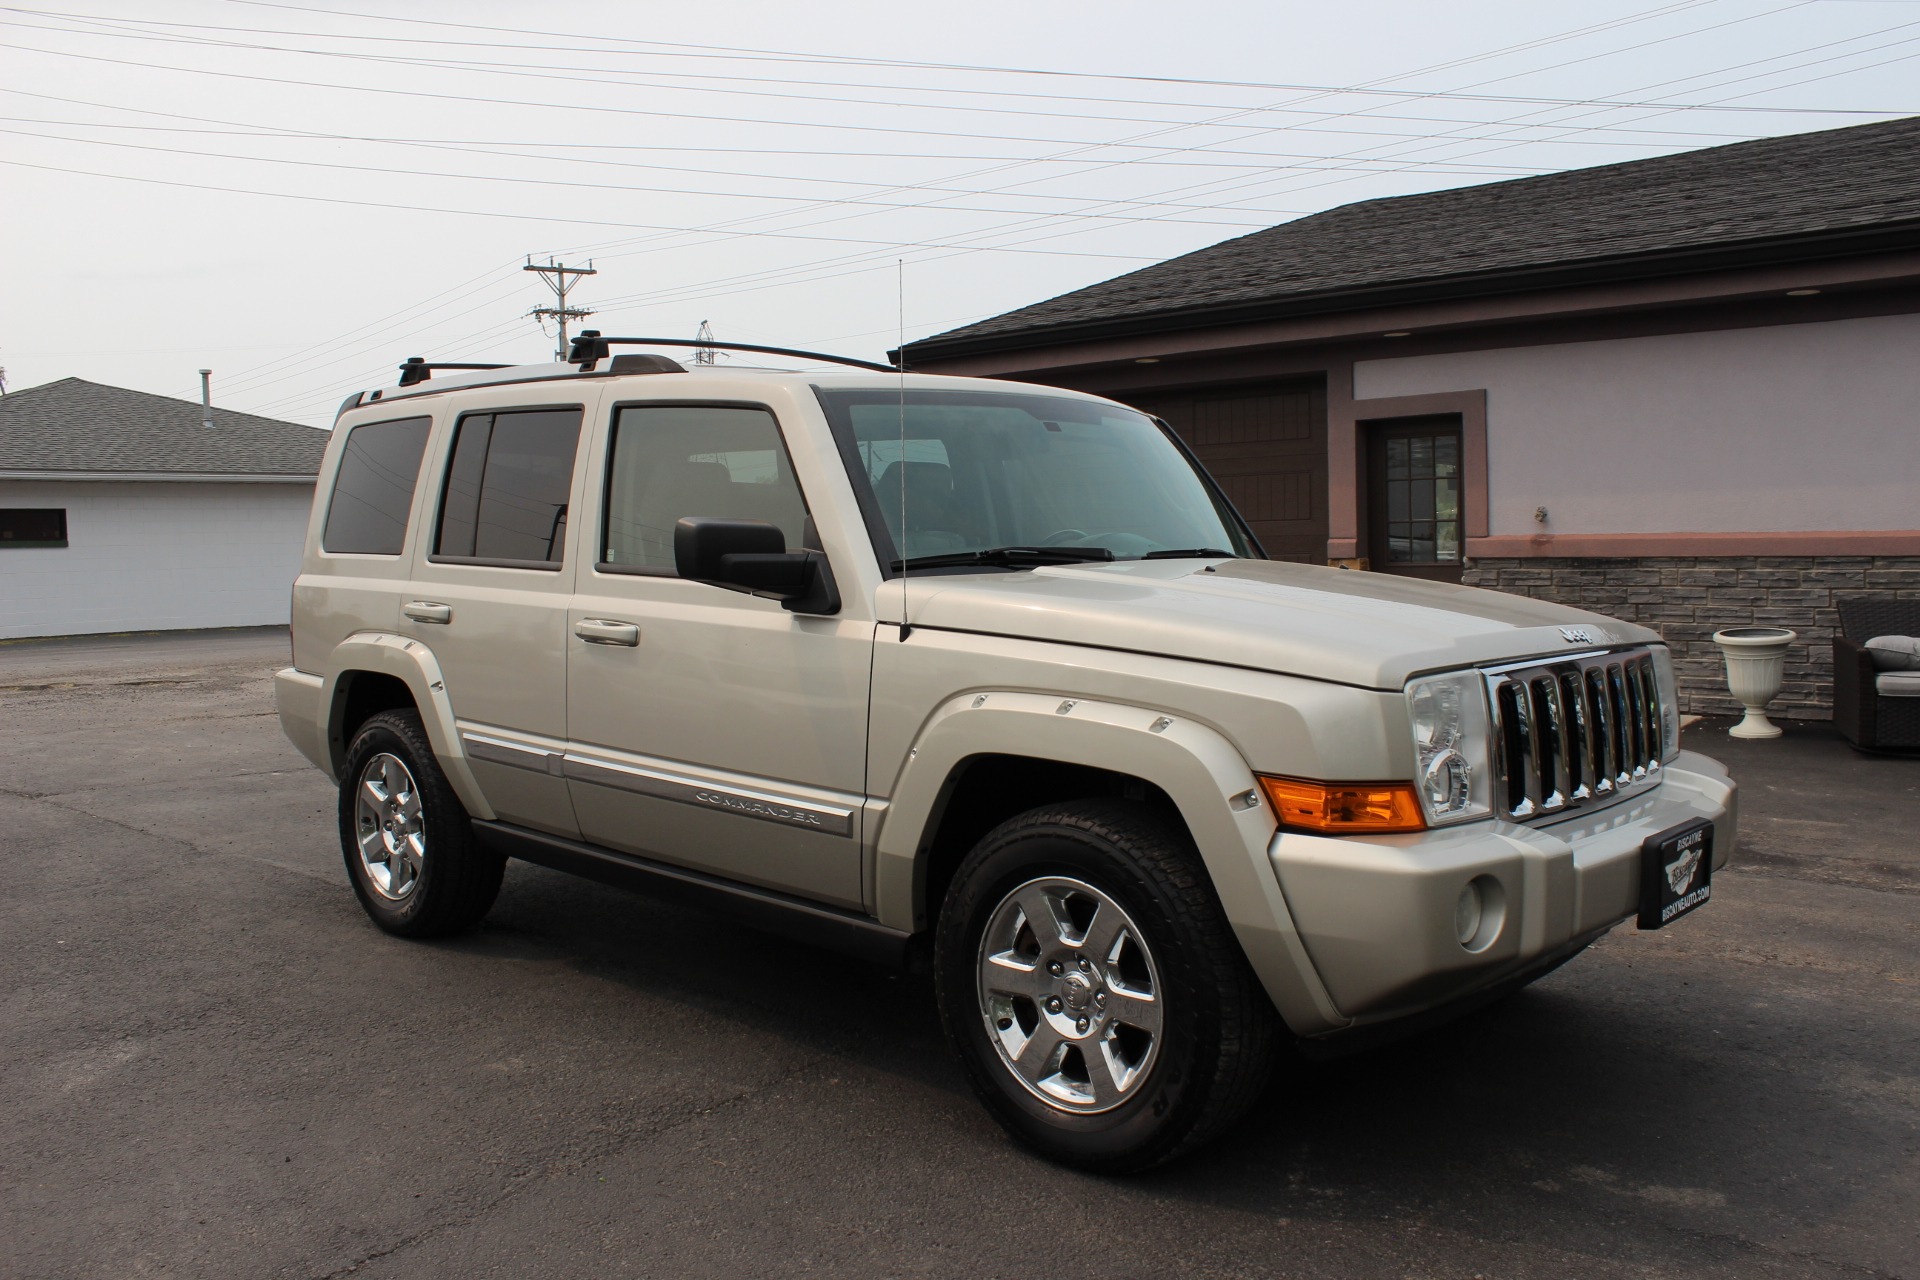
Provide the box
[338,709,503,938]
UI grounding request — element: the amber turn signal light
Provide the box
[1257,776,1427,833]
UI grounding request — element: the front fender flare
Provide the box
[321,632,495,820]
[875,691,1348,1035]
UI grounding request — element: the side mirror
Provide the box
[673,517,840,615]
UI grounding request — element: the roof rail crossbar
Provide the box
[566,332,899,373]
[397,356,514,388]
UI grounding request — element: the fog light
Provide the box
[1453,875,1506,952]
[1454,881,1483,946]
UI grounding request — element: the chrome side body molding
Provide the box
[459,726,856,837]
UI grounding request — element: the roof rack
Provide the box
[397,356,513,387]
[566,331,899,373]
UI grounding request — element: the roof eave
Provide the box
[899,218,1920,364]
[0,470,319,482]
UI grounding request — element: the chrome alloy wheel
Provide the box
[976,876,1164,1113]
[354,752,426,900]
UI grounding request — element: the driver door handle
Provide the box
[575,618,640,647]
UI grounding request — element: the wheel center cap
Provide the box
[1060,972,1094,1011]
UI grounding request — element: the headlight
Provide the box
[1405,671,1494,826]
[1649,644,1681,761]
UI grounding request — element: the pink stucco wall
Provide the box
[1353,311,1920,537]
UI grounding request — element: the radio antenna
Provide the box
[896,258,911,642]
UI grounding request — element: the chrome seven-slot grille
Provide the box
[1486,648,1664,822]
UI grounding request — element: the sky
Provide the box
[2,0,1916,428]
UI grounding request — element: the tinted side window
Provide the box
[322,416,430,555]
[602,405,808,571]
[434,408,582,565]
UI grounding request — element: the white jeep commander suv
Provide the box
[276,338,1736,1171]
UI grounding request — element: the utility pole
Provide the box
[524,258,597,362]
[693,319,717,365]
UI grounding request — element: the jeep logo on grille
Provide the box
[1559,626,1594,644]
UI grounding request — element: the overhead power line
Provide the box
[1158,12,1920,217]
[72,0,1903,422]
[11,31,1878,162]
[0,85,1802,163]
[795,2,1909,259]
[0,125,1328,225]
[0,157,1169,260]
[182,0,1904,114]
[7,6,1910,118]
[562,15,1920,336]
[802,0,1830,248]
[517,0,1840,300]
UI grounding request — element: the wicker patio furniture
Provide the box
[1834,598,1920,752]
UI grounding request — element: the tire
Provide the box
[934,799,1279,1173]
[338,709,504,938]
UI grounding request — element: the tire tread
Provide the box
[339,709,503,938]
[936,798,1278,1172]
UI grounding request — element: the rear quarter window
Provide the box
[322,416,432,555]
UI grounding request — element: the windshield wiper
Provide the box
[1138,547,1236,560]
[891,545,1116,572]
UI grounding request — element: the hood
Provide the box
[884,558,1659,689]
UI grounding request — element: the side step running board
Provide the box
[471,820,913,968]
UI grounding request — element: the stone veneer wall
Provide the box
[1461,556,1920,720]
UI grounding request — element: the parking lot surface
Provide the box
[3,628,1916,1279]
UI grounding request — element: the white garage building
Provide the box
[0,378,326,640]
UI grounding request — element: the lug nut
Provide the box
[1077,957,1093,973]
[1046,997,1062,1013]
[1047,961,1064,976]
[1076,1017,1090,1033]
[1094,992,1107,1008]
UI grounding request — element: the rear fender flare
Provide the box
[322,631,495,820]
[875,691,1347,1035]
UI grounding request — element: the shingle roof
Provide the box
[910,115,1920,358]
[0,378,327,476]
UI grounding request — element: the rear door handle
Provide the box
[403,600,452,624]
[575,618,640,647]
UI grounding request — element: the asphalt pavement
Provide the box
[2,628,1915,1279]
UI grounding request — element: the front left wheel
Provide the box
[934,800,1279,1173]
[338,709,504,938]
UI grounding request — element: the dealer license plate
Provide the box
[1638,819,1713,929]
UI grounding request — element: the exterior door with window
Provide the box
[1366,416,1464,582]
[564,401,872,910]
[398,391,598,839]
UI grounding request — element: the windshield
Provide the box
[816,388,1254,570]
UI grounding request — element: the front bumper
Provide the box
[1267,751,1736,1030]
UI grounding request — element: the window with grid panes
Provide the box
[1381,429,1460,565]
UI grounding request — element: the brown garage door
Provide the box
[1127,381,1327,563]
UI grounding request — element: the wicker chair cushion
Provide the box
[1878,672,1920,697]
[1865,635,1920,671]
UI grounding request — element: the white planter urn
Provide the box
[1711,627,1797,739]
